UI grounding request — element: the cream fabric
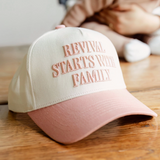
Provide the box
[8,27,126,112]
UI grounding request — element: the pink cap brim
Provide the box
[28,89,157,144]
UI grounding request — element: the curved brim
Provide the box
[28,89,157,144]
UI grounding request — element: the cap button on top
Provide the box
[55,25,66,29]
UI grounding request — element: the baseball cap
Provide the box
[8,25,157,144]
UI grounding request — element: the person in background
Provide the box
[61,0,160,62]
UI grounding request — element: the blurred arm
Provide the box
[61,0,113,27]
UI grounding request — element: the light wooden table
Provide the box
[0,46,160,160]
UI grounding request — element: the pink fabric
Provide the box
[28,89,157,144]
[55,25,65,29]
[61,0,160,27]
[61,0,160,56]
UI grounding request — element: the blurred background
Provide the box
[0,0,77,47]
[0,0,77,104]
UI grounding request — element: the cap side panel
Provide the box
[8,30,61,113]
[8,54,34,112]
[27,29,60,111]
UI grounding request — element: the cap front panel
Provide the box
[30,28,126,110]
